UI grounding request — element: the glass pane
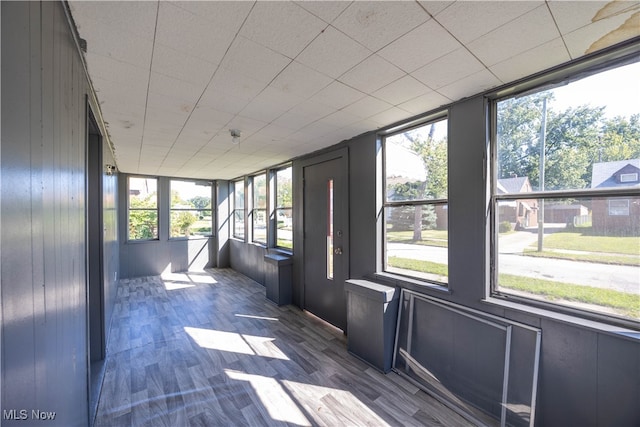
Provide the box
[129,177,157,208]
[276,167,292,208]
[234,210,245,239]
[327,179,334,280]
[128,177,158,240]
[234,180,244,209]
[496,61,640,193]
[385,118,448,202]
[252,209,266,244]
[496,196,640,321]
[276,208,293,249]
[253,174,266,209]
[170,210,212,238]
[385,204,449,284]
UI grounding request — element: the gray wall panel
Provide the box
[229,239,267,285]
[0,1,111,425]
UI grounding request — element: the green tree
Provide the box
[129,192,157,239]
[189,195,211,210]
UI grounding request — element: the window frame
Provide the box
[251,173,267,245]
[381,112,449,286]
[127,175,159,242]
[489,49,640,327]
[169,179,214,240]
[232,178,246,240]
[274,165,293,251]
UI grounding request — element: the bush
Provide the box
[499,221,512,233]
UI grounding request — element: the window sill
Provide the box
[372,272,451,295]
[126,238,159,244]
[483,296,640,341]
[169,235,213,241]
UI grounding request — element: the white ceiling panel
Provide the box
[562,9,640,58]
[69,1,639,179]
[373,75,432,106]
[378,19,462,73]
[435,1,543,44]
[240,1,326,59]
[332,2,430,51]
[339,55,405,93]
[296,26,372,78]
[490,38,571,83]
[411,47,485,90]
[437,69,503,101]
[294,1,351,23]
[309,82,366,110]
[151,44,216,86]
[155,2,235,65]
[466,5,560,67]
[397,91,452,115]
[547,1,638,34]
[220,36,291,84]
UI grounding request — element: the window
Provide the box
[383,117,448,284]
[620,173,638,183]
[609,199,630,216]
[170,180,212,238]
[252,174,267,244]
[233,179,245,239]
[275,166,293,250]
[493,59,640,323]
[128,176,158,240]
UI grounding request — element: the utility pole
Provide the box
[538,97,547,252]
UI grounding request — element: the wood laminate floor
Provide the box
[94,268,474,427]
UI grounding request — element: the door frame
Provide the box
[293,147,350,325]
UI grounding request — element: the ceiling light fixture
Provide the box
[230,129,241,145]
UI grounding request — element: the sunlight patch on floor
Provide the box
[225,370,311,426]
[235,313,279,321]
[184,327,289,360]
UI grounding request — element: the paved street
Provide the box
[387,242,640,295]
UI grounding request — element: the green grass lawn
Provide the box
[387,230,449,247]
[387,256,639,318]
[534,231,640,255]
[277,239,293,249]
[523,249,640,266]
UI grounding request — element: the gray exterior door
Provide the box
[303,156,347,330]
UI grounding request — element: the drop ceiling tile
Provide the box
[148,73,204,105]
[466,5,559,67]
[186,106,233,135]
[199,69,266,114]
[437,69,502,101]
[368,107,413,127]
[378,19,462,73]
[547,1,637,34]
[411,47,485,90]
[294,1,351,23]
[563,10,640,58]
[332,2,430,51]
[70,1,158,41]
[221,36,291,84]
[296,26,372,78]
[156,2,235,65]
[318,110,363,129]
[373,76,432,106]
[167,1,254,34]
[309,81,366,110]
[86,55,149,91]
[78,17,154,69]
[417,1,455,17]
[141,129,177,147]
[152,44,216,86]
[435,1,543,44]
[339,55,405,93]
[241,87,305,123]
[271,109,320,131]
[225,116,269,139]
[257,124,296,142]
[270,61,333,100]
[490,38,570,83]
[240,2,327,58]
[291,99,337,121]
[397,91,452,115]
[342,96,394,119]
[92,78,147,110]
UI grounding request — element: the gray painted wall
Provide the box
[1,1,118,425]
[102,143,119,345]
[118,174,214,278]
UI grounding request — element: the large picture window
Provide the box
[170,180,212,239]
[252,173,267,244]
[128,176,158,240]
[493,59,640,323]
[275,166,293,250]
[233,179,245,239]
[383,117,448,285]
